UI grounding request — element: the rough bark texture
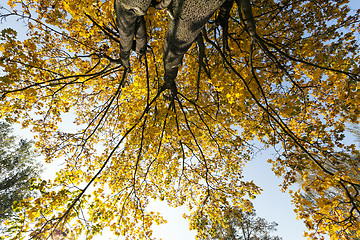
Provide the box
[114,0,152,69]
[115,0,235,93]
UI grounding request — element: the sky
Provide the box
[1,0,360,239]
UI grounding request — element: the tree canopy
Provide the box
[198,208,282,240]
[0,0,360,239]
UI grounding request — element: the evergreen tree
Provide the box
[0,122,41,223]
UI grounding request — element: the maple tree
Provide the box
[0,0,360,239]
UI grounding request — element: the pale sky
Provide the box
[3,1,360,239]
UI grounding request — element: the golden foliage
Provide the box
[1,0,360,239]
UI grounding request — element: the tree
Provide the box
[0,0,360,239]
[0,122,41,229]
[198,208,282,240]
[294,126,360,239]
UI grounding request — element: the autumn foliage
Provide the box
[0,0,360,239]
